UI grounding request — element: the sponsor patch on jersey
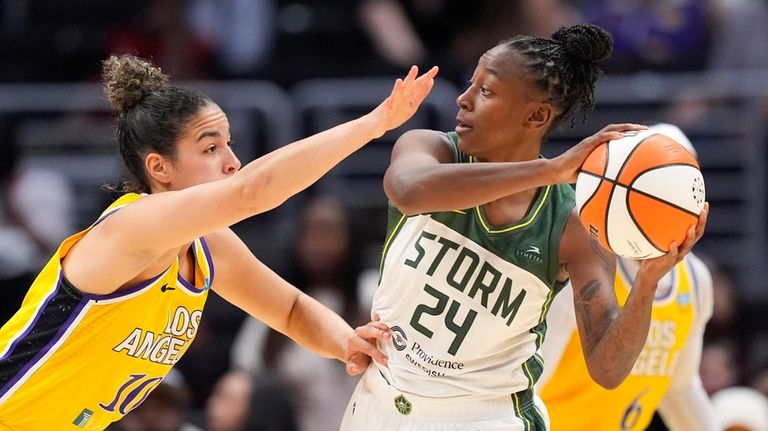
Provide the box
[515,244,543,264]
[394,394,412,415]
[391,326,408,351]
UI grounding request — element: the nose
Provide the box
[224,147,241,174]
[456,87,472,111]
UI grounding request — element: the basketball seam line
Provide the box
[579,169,701,218]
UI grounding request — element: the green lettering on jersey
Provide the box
[492,278,527,326]
[404,231,437,269]
[468,261,501,307]
[446,247,479,293]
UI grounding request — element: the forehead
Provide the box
[184,103,229,137]
[477,45,525,80]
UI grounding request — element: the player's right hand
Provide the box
[345,315,392,376]
[551,123,647,184]
[369,65,439,139]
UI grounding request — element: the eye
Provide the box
[205,145,217,154]
[227,139,235,147]
[480,86,490,96]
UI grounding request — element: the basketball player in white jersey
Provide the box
[340,26,708,430]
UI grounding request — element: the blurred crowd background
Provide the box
[1,1,768,430]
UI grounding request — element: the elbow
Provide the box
[594,375,623,390]
[236,164,285,215]
[384,173,428,216]
[587,365,626,390]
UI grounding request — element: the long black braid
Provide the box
[503,24,613,130]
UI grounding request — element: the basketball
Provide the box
[575,127,706,259]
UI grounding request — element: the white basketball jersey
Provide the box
[371,132,575,400]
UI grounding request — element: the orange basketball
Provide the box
[575,129,706,259]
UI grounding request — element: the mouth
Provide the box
[455,118,473,134]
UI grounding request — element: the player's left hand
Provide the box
[345,315,392,376]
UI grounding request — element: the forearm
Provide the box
[386,158,557,214]
[237,115,379,214]
[584,278,656,388]
[284,293,353,362]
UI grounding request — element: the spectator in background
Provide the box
[702,257,753,381]
[104,0,213,79]
[232,0,400,85]
[205,368,297,431]
[0,116,74,323]
[230,194,368,431]
[706,0,768,71]
[360,0,580,85]
[580,0,711,73]
[187,0,276,78]
[700,340,742,396]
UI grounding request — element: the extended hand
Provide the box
[345,316,392,376]
[370,65,439,139]
[553,123,648,184]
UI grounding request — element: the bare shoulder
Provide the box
[391,129,455,163]
[398,128,449,143]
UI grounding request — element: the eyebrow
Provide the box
[197,130,222,142]
[484,66,500,78]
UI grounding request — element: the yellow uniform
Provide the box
[539,257,708,431]
[0,193,212,430]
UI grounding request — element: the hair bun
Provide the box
[102,54,168,112]
[552,24,613,64]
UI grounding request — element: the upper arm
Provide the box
[206,228,300,334]
[383,129,454,211]
[63,178,255,292]
[559,211,619,356]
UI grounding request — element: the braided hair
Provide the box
[503,23,613,130]
[102,54,213,193]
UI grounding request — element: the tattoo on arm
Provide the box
[575,279,618,354]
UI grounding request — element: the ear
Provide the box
[145,152,173,186]
[525,102,554,130]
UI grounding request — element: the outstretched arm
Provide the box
[209,229,391,375]
[561,205,708,388]
[65,66,438,294]
[384,124,646,215]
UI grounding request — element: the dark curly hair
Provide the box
[502,23,613,130]
[102,54,213,193]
